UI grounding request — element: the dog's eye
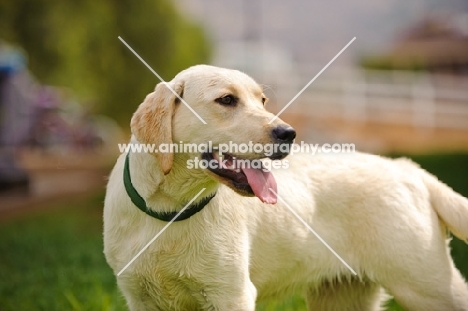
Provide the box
[215,95,237,106]
[262,97,267,105]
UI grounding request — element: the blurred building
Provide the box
[388,14,468,75]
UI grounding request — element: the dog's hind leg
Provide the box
[384,258,468,311]
[375,222,468,311]
[305,278,385,311]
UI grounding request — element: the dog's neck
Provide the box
[127,137,218,213]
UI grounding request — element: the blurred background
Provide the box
[0,0,467,310]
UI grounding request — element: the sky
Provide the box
[175,0,467,67]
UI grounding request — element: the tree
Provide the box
[0,0,211,125]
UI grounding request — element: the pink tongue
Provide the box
[242,166,277,204]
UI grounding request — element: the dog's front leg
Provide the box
[203,278,256,311]
[192,231,257,310]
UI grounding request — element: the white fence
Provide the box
[270,68,468,130]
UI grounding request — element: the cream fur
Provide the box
[104,65,468,310]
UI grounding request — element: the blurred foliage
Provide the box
[0,0,211,126]
[359,55,427,71]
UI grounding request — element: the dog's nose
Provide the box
[272,126,296,143]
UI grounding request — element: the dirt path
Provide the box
[0,151,113,221]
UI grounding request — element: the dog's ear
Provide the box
[131,81,183,175]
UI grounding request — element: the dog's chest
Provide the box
[135,260,211,309]
[132,233,231,310]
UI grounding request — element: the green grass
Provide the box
[0,193,126,311]
[0,153,467,310]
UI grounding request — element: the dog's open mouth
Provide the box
[202,151,277,204]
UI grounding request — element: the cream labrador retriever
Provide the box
[103,65,468,310]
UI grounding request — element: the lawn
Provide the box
[0,193,126,311]
[1,153,467,311]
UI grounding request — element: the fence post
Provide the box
[411,72,435,130]
[342,69,366,122]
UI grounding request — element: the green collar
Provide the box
[123,153,215,222]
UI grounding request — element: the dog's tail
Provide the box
[422,170,468,242]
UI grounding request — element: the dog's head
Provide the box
[131,65,295,203]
